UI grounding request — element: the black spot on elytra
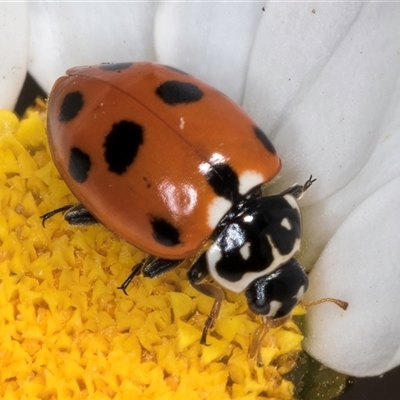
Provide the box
[151,217,181,247]
[156,81,203,105]
[59,91,84,122]
[254,126,277,154]
[162,65,189,75]
[205,163,240,202]
[69,147,91,183]
[99,62,133,71]
[103,120,144,175]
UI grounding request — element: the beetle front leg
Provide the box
[279,175,316,199]
[249,315,291,367]
[187,253,225,345]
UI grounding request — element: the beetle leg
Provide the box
[117,261,144,295]
[118,257,183,295]
[249,315,291,367]
[41,205,75,226]
[187,253,225,345]
[142,258,183,278]
[41,203,98,227]
[63,204,98,225]
[279,175,316,199]
[197,285,224,345]
[249,319,269,366]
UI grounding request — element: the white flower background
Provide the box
[2,0,400,379]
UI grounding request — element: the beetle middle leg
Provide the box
[41,203,98,226]
[187,252,225,345]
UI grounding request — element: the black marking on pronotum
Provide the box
[150,217,181,247]
[205,163,240,202]
[59,91,84,123]
[69,147,92,184]
[162,65,189,75]
[260,196,301,256]
[253,126,277,155]
[103,120,144,175]
[213,221,274,282]
[99,62,133,71]
[156,81,203,105]
[211,194,301,283]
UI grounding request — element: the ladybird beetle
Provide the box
[43,62,314,346]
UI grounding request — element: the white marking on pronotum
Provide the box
[280,217,292,230]
[266,300,283,317]
[179,117,185,130]
[294,284,306,302]
[240,242,251,260]
[206,243,223,274]
[238,171,264,195]
[207,197,232,229]
[283,194,300,212]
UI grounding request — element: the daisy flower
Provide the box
[1,1,400,398]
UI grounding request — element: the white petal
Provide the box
[0,3,29,109]
[29,1,157,93]
[244,3,400,205]
[303,175,400,377]
[154,1,263,103]
[301,83,400,268]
